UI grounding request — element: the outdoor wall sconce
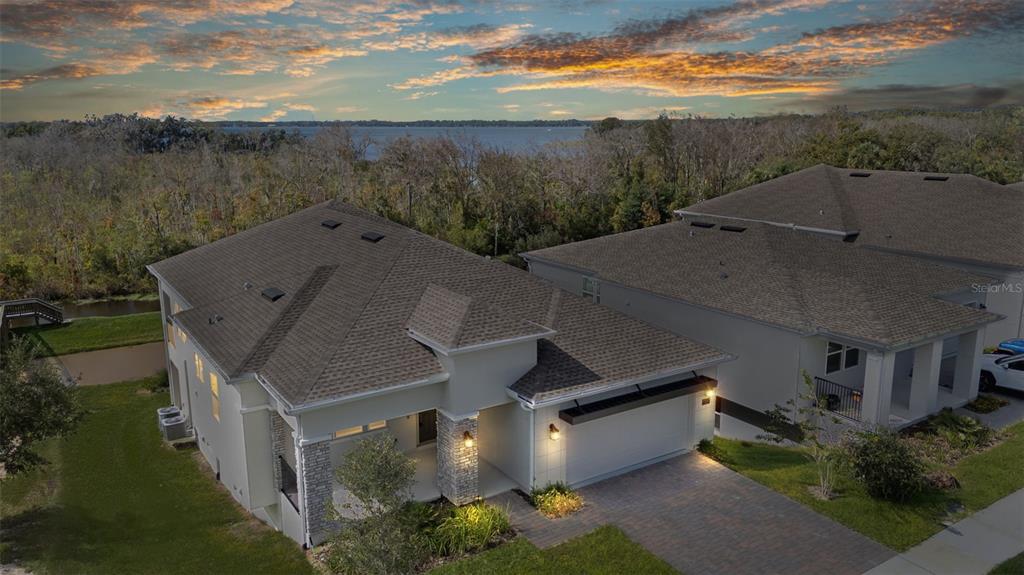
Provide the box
[463,431,475,448]
[549,423,561,441]
[704,388,716,399]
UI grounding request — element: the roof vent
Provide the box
[321,219,341,229]
[242,281,253,290]
[849,172,871,178]
[720,225,746,233]
[261,287,286,302]
[208,314,224,325]
[842,231,860,243]
[923,175,949,181]
[719,272,729,280]
[690,221,715,229]
[361,231,385,243]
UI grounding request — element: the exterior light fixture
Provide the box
[549,424,561,441]
[704,388,716,399]
[463,430,475,448]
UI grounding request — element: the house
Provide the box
[148,200,730,547]
[523,213,1003,440]
[678,165,1024,347]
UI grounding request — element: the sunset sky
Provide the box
[1,0,1022,121]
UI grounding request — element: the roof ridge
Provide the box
[298,232,419,404]
[239,264,338,374]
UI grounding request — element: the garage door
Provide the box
[565,394,694,486]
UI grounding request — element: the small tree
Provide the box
[758,371,846,500]
[0,336,82,476]
[325,434,425,575]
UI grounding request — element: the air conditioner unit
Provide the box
[157,406,181,430]
[161,415,190,441]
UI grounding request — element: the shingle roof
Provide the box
[683,165,1024,270]
[525,216,1002,351]
[1007,181,1024,192]
[150,201,729,407]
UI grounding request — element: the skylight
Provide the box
[321,219,341,229]
[361,231,385,243]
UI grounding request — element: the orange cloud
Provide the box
[1,44,157,90]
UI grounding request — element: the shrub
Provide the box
[846,429,925,502]
[965,394,1009,414]
[531,482,584,518]
[928,409,993,450]
[430,502,511,557]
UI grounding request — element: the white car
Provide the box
[979,352,1024,392]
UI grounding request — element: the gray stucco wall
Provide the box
[478,402,531,489]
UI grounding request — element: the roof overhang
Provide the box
[407,327,556,357]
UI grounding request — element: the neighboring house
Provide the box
[523,215,1003,440]
[678,165,1024,347]
[148,201,730,547]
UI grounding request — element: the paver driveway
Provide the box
[492,452,894,575]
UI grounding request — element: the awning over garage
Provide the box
[558,375,716,425]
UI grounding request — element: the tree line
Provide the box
[1,107,1021,301]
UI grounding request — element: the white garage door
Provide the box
[565,394,695,486]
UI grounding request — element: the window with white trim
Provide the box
[826,341,860,374]
[333,420,387,439]
[194,352,204,380]
[210,371,220,422]
[582,276,600,303]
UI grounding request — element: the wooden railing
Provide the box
[814,376,863,422]
[0,298,64,345]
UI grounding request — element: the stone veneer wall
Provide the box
[300,440,334,546]
[270,412,288,490]
[437,410,479,505]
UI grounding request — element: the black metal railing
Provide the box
[814,376,863,422]
[279,456,300,512]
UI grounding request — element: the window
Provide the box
[333,420,387,439]
[194,352,204,380]
[582,276,600,303]
[172,302,182,314]
[210,372,220,422]
[826,342,860,374]
[167,321,176,348]
[178,326,188,345]
[1008,360,1024,372]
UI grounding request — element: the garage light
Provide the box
[549,424,561,441]
[463,431,475,448]
[704,388,716,399]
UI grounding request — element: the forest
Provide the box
[1,107,1021,301]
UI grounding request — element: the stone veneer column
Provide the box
[300,440,334,546]
[270,412,288,490]
[437,410,479,505]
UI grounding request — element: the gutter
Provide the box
[508,355,732,410]
[265,371,451,415]
[407,328,556,356]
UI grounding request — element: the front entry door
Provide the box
[418,410,437,445]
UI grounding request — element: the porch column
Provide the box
[437,409,479,505]
[299,439,334,546]
[908,340,943,417]
[861,350,896,427]
[953,329,985,399]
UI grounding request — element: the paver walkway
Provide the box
[492,452,894,575]
[57,341,165,385]
[864,489,1024,575]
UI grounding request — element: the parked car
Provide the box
[996,338,1024,355]
[980,352,1024,392]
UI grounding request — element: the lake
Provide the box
[219,125,589,159]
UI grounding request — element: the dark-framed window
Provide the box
[826,342,860,374]
[279,456,300,512]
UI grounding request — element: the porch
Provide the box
[810,329,985,429]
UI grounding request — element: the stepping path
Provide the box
[491,452,894,575]
[57,341,165,385]
[864,489,1024,575]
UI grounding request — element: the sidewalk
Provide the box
[865,489,1024,575]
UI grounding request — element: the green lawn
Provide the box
[0,377,313,575]
[712,421,1024,551]
[429,525,677,575]
[990,552,1024,575]
[14,311,163,356]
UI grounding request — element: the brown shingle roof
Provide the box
[525,215,1001,351]
[150,201,729,407]
[683,165,1024,270]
